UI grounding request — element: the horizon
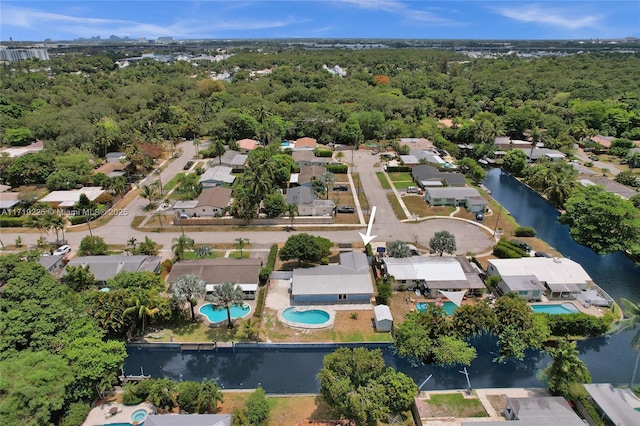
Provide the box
[1,1,639,43]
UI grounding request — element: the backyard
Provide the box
[416,392,488,418]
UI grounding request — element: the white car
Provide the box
[53,245,71,256]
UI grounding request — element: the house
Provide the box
[63,255,162,283]
[411,165,466,188]
[144,413,232,426]
[40,187,106,209]
[236,138,259,153]
[173,187,232,217]
[211,150,248,171]
[517,147,566,162]
[494,137,531,151]
[285,186,335,216]
[373,305,393,331]
[291,251,374,304]
[424,187,487,212]
[293,165,326,187]
[39,254,65,274]
[583,383,640,426]
[292,150,330,167]
[496,275,546,301]
[500,397,585,425]
[167,258,263,300]
[586,135,615,152]
[380,256,485,297]
[400,138,435,149]
[198,166,235,187]
[0,190,20,213]
[105,152,126,163]
[487,257,593,300]
[94,161,128,178]
[406,149,447,167]
[580,176,638,200]
[294,137,318,149]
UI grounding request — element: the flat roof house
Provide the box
[291,251,373,304]
[497,275,546,301]
[63,255,162,283]
[424,187,487,213]
[173,187,232,217]
[285,186,335,217]
[487,257,593,300]
[381,256,485,297]
[40,187,106,208]
[144,413,232,426]
[411,165,466,188]
[198,166,235,187]
[167,258,263,300]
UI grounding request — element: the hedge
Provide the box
[313,149,333,157]
[542,312,613,337]
[493,242,522,259]
[253,287,266,318]
[386,166,412,172]
[0,215,26,227]
[502,240,529,257]
[266,244,278,270]
[514,226,536,237]
[326,164,348,173]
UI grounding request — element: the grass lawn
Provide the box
[182,250,222,260]
[421,393,488,418]
[386,193,407,220]
[163,173,185,191]
[228,250,251,259]
[393,181,416,189]
[388,172,413,182]
[144,320,251,343]
[404,197,455,218]
[375,172,391,189]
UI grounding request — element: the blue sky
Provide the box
[1,1,638,41]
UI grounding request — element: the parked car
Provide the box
[178,213,189,220]
[475,212,484,221]
[534,251,551,258]
[183,160,194,170]
[510,239,532,252]
[333,185,348,191]
[53,245,71,256]
[336,206,355,214]
[406,186,419,194]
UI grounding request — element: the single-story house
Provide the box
[40,187,106,209]
[236,138,260,153]
[380,256,485,297]
[517,147,566,162]
[586,135,615,152]
[144,413,233,426]
[198,166,235,187]
[94,161,128,177]
[294,137,319,149]
[487,257,593,299]
[106,151,126,163]
[408,149,447,166]
[424,187,487,212]
[285,186,335,216]
[411,165,466,188]
[494,137,531,151]
[580,176,638,200]
[497,275,546,301]
[583,383,640,426]
[173,187,232,217]
[63,255,162,283]
[167,258,263,300]
[291,251,373,304]
[39,254,66,274]
[400,138,435,149]
[292,150,330,167]
[0,191,20,213]
[292,165,326,186]
[373,304,393,332]
[211,149,248,171]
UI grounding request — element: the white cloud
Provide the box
[493,3,601,30]
[334,0,458,25]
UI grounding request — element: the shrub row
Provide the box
[386,165,412,172]
[493,241,523,259]
[0,215,26,227]
[266,244,278,269]
[326,164,348,173]
[514,226,537,237]
[253,287,266,319]
[313,149,333,157]
[542,312,613,337]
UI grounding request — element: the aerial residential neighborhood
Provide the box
[2,22,640,426]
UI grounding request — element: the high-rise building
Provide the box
[0,48,50,62]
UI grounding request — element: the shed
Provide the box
[373,305,393,332]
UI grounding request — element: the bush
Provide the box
[266,244,278,269]
[486,275,501,289]
[365,243,373,257]
[246,387,270,426]
[514,226,536,237]
[350,312,359,320]
[122,383,144,406]
[0,215,26,227]
[259,266,272,285]
[377,282,392,304]
[253,287,266,318]
[493,242,522,259]
[177,381,200,413]
[61,402,91,426]
[313,149,333,157]
[321,257,329,265]
[325,163,348,173]
[95,192,113,205]
[386,165,412,172]
[543,312,613,337]
[161,259,173,274]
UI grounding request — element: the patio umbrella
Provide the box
[109,406,118,415]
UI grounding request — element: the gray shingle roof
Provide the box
[63,255,161,281]
[285,186,317,206]
[167,258,262,286]
[144,413,232,426]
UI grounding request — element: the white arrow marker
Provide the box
[359,206,377,246]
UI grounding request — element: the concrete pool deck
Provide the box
[83,401,153,426]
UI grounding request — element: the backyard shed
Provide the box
[373,305,393,332]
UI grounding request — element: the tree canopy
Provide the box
[279,233,333,266]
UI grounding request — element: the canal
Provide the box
[124,168,640,392]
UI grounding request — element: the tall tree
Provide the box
[172,234,195,261]
[541,339,591,397]
[618,298,640,388]
[429,230,457,256]
[234,237,249,258]
[285,203,299,228]
[210,139,226,165]
[205,282,245,329]
[171,274,206,322]
[388,240,412,258]
[197,378,224,414]
[123,289,161,336]
[78,235,108,256]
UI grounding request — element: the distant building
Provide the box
[0,48,49,62]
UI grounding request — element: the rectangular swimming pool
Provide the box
[530,303,579,314]
[415,301,457,316]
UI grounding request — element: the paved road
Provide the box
[574,147,623,176]
[0,146,494,257]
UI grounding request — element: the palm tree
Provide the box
[237,317,260,341]
[335,151,345,163]
[205,282,245,328]
[211,139,226,165]
[124,290,160,336]
[234,237,249,258]
[140,184,158,209]
[49,211,68,245]
[542,339,591,396]
[193,139,201,158]
[285,203,299,228]
[195,245,212,259]
[148,378,178,411]
[171,274,206,322]
[127,237,138,253]
[197,378,224,413]
[618,298,640,388]
[525,125,546,160]
[172,234,195,261]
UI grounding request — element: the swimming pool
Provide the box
[130,408,147,423]
[199,303,251,323]
[281,307,330,326]
[415,301,458,316]
[530,303,580,314]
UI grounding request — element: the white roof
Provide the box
[173,200,199,209]
[425,187,482,199]
[383,256,466,281]
[41,187,105,207]
[292,252,373,296]
[374,305,393,322]
[199,166,235,184]
[583,384,640,426]
[289,173,300,184]
[488,258,593,286]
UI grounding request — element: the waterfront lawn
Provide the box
[421,393,488,418]
[144,321,248,343]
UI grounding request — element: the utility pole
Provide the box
[459,367,472,394]
[492,205,503,237]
